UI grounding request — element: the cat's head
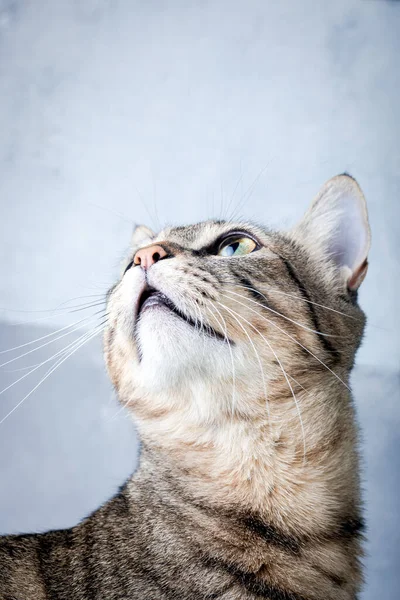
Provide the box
[104,174,370,426]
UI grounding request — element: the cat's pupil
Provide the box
[228,242,240,255]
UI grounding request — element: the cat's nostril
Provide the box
[133,244,169,270]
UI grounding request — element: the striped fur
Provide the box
[0,175,369,599]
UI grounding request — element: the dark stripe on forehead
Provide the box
[279,257,340,361]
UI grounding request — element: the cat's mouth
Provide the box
[137,287,182,318]
[136,286,229,343]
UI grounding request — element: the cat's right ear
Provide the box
[131,225,155,249]
[293,174,371,292]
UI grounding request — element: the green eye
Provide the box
[218,236,257,257]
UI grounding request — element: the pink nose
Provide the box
[133,244,168,270]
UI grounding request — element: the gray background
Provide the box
[0,1,399,597]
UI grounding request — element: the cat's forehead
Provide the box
[154,220,266,250]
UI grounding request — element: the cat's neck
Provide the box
[130,373,360,537]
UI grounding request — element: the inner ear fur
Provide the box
[295,174,371,292]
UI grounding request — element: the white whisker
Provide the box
[216,302,270,425]
[216,278,358,320]
[205,305,236,415]
[0,310,106,357]
[227,160,274,222]
[0,312,106,368]
[224,289,337,338]
[0,319,107,399]
[217,300,306,461]
[222,168,246,223]
[53,294,106,309]
[0,300,105,315]
[222,293,349,390]
[0,324,106,425]
[255,286,356,319]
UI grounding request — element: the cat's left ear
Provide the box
[131,225,155,249]
[295,174,371,291]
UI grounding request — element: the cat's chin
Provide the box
[135,306,232,391]
[136,303,226,353]
[137,303,200,340]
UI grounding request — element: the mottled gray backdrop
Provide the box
[0,1,399,597]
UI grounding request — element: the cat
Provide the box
[0,174,370,599]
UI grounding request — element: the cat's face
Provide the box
[104,175,370,424]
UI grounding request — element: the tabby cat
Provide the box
[0,174,370,599]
